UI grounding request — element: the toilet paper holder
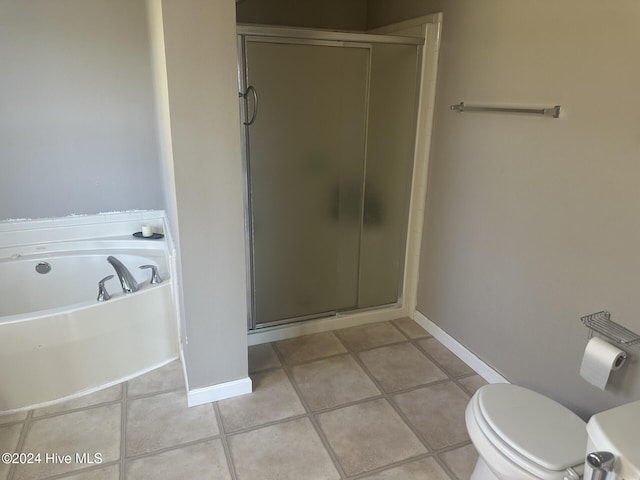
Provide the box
[581,311,640,348]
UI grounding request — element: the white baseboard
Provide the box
[413,310,509,385]
[187,377,253,407]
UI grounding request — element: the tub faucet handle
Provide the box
[97,275,114,302]
[139,265,162,284]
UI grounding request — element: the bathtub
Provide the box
[0,239,178,412]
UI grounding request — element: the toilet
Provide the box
[585,399,640,479]
[466,384,587,480]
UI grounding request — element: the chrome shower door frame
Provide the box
[237,26,424,331]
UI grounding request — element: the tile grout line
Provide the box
[39,461,121,480]
[309,360,446,477]
[435,440,477,480]
[332,328,407,355]
[433,452,461,480]
[306,413,348,480]
[205,327,470,479]
[7,406,123,480]
[26,398,123,422]
[212,402,238,480]
[120,380,227,465]
[412,336,460,376]
[410,336,478,398]
[120,381,128,480]
[399,334,476,475]
[410,335,482,396]
[6,383,192,480]
[275,343,349,480]
[386,392,438,452]
[303,323,453,478]
[450,377,476,398]
[222,412,311,438]
[346,345,445,459]
[347,452,437,480]
[125,385,184,402]
[6,409,32,480]
[272,338,354,478]
[291,326,460,428]
[393,324,475,479]
[356,322,464,479]
[389,317,420,341]
[263,349,349,369]
[337,322,468,478]
[122,433,225,462]
[433,439,476,479]
[251,340,348,477]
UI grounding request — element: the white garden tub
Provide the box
[0,238,178,412]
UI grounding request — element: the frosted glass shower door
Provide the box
[244,39,370,326]
[358,43,420,308]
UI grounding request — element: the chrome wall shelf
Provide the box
[450,102,561,118]
[581,311,640,347]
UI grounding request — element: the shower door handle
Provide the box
[239,85,258,126]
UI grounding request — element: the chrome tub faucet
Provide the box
[107,256,139,294]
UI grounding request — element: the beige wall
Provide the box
[369,0,640,418]
[236,0,367,30]
[157,0,249,390]
[367,0,431,29]
[0,0,162,220]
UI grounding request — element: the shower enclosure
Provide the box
[238,26,423,329]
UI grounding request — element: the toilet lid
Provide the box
[477,384,587,471]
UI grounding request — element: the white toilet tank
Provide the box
[585,400,640,480]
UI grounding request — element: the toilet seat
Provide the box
[467,384,587,480]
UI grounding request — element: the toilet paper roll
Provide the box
[579,337,627,390]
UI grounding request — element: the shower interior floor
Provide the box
[0,318,484,480]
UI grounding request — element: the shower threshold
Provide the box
[248,302,406,345]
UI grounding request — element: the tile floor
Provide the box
[0,318,485,480]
